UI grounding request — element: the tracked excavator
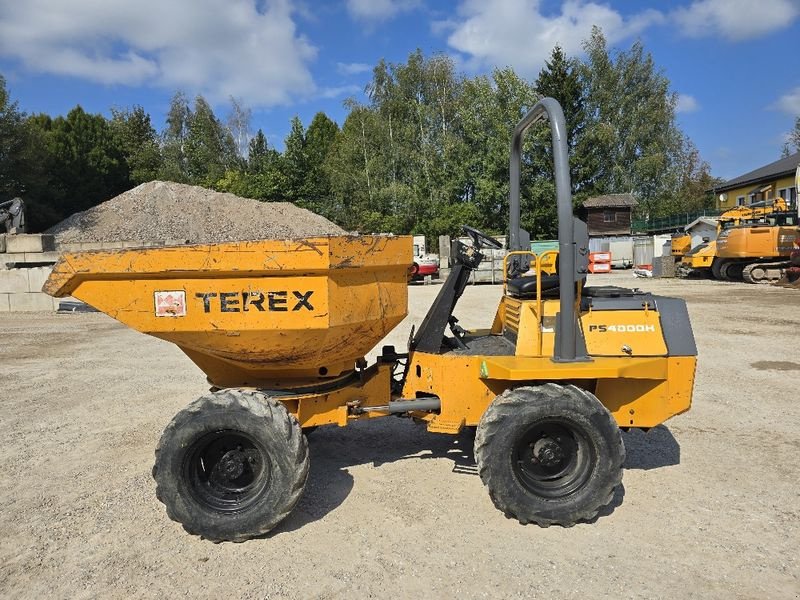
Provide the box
[678,199,791,279]
[714,208,800,282]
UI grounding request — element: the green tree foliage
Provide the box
[458,68,537,234]
[281,116,308,204]
[0,75,27,199]
[110,105,162,184]
[33,107,129,220]
[185,96,239,185]
[160,91,191,183]
[302,112,339,215]
[580,28,685,218]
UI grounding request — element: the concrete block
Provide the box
[26,267,54,293]
[4,234,55,253]
[0,252,26,267]
[101,241,124,249]
[9,291,56,312]
[59,241,103,252]
[23,251,60,264]
[0,269,30,293]
[0,293,10,312]
[122,241,143,248]
[57,242,84,252]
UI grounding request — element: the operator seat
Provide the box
[506,274,561,298]
[506,249,562,299]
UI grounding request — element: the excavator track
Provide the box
[741,261,790,284]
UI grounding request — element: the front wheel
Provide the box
[711,258,728,280]
[153,389,309,542]
[474,384,624,526]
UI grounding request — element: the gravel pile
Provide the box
[47,181,345,243]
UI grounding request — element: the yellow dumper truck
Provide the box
[44,99,697,542]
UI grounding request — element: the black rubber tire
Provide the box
[152,389,309,542]
[711,258,728,280]
[474,384,624,527]
[718,262,730,281]
[725,262,745,281]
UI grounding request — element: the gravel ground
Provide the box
[46,181,344,243]
[0,272,798,599]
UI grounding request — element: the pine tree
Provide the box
[110,106,162,184]
[303,113,339,214]
[281,116,308,204]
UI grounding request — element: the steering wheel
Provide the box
[462,225,503,250]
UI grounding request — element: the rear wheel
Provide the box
[153,389,309,542]
[474,384,624,526]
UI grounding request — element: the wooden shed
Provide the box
[581,194,638,236]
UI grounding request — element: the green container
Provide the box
[530,239,559,254]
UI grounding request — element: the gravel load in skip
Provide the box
[47,181,345,243]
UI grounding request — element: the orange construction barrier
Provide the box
[589,252,611,263]
[589,251,611,274]
[588,262,611,273]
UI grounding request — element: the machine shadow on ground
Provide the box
[621,425,681,470]
[273,417,476,534]
[273,418,680,534]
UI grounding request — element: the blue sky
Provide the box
[1,0,799,181]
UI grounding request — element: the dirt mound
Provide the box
[47,181,345,243]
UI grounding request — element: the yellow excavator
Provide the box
[714,208,800,282]
[678,199,791,279]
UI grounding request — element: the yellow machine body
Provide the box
[716,223,799,259]
[400,250,694,432]
[44,236,410,388]
[671,233,691,257]
[680,240,716,270]
[45,242,694,432]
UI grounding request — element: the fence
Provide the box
[632,208,724,233]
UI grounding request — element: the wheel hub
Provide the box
[218,449,247,480]
[184,430,271,513]
[534,438,564,467]
[513,419,594,499]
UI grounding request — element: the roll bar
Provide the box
[508,98,586,362]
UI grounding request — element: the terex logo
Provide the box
[589,324,655,333]
[195,291,314,313]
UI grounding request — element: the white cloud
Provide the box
[319,84,362,99]
[337,62,372,76]
[0,0,317,107]
[775,86,800,114]
[346,0,420,24]
[676,94,700,113]
[673,0,799,40]
[440,0,664,76]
